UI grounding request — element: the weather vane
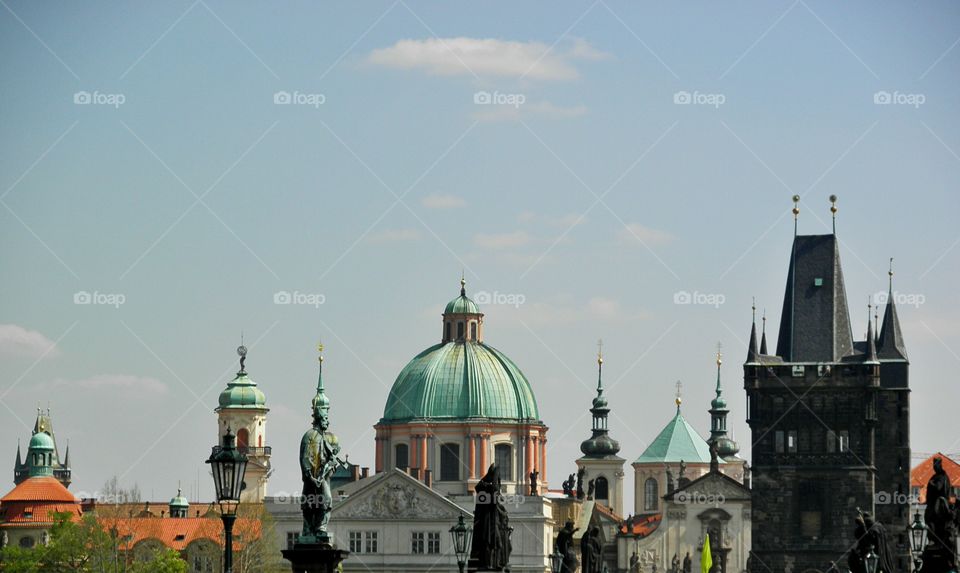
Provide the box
[237,335,247,372]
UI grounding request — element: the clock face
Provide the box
[237,345,247,357]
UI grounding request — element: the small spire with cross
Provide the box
[675,380,683,412]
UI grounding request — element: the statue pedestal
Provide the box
[282,543,349,573]
[921,544,956,573]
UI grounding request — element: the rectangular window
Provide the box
[787,430,798,453]
[826,430,836,453]
[494,444,512,481]
[427,532,441,554]
[349,531,362,553]
[799,482,823,538]
[775,431,785,453]
[839,431,850,452]
[286,531,299,550]
[440,443,460,481]
[412,532,425,554]
[365,531,378,554]
[395,444,409,470]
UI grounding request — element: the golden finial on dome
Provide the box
[317,341,324,363]
[597,338,603,365]
[675,380,683,410]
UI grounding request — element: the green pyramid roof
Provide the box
[633,408,716,464]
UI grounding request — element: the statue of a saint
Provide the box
[576,467,585,500]
[299,355,342,545]
[682,551,692,573]
[554,520,579,573]
[587,478,596,500]
[529,469,539,496]
[848,510,895,573]
[671,553,680,573]
[470,464,512,570]
[580,526,602,573]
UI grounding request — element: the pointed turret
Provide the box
[746,303,760,363]
[759,310,768,355]
[580,342,620,458]
[709,351,739,460]
[865,303,878,363]
[877,259,908,360]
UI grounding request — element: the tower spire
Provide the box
[760,308,768,355]
[580,345,620,458]
[877,257,907,359]
[866,299,878,363]
[596,339,604,394]
[709,345,738,459]
[312,342,331,415]
[747,299,760,363]
[792,194,800,236]
[675,380,683,413]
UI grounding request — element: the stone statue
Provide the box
[529,469,539,496]
[0,530,6,548]
[554,520,579,573]
[630,551,640,572]
[709,441,719,470]
[924,456,957,568]
[848,509,895,573]
[671,553,680,573]
[299,364,342,545]
[470,464,512,570]
[576,467,585,500]
[682,551,692,573]
[563,473,575,497]
[580,526,602,573]
[587,478,596,500]
[678,460,686,480]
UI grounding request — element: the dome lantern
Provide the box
[442,276,484,343]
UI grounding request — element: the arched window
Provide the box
[258,434,263,447]
[457,322,465,339]
[236,428,249,449]
[644,477,659,511]
[494,444,512,481]
[395,444,409,470]
[471,322,478,340]
[594,476,609,500]
[445,323,451,341]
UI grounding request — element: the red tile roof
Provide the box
[0,503,82,528]
[911,453,960,504]
[99,516,262,551]
[620,513,662,538]
[1,477,77,503]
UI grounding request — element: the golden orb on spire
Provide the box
[317,342,324,363]
[792,194,801,216]
[829,194,838,214]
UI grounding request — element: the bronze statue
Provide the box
[529,469,539,496]
[587,478,596,500]
[562,473,575,497]
[470,464,512,570]
[299,355,343,545]
[848,509,895,573]
[554,520,578,573]
[576,467,585,500]
[683,551,692,573]
[580,526,602,573]
[671,553,680,573]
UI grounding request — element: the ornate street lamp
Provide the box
[449,514,473,573]
[909,511,926,572]
[549,550,564,573]
[864,545,879,573]
[207,428,248,573]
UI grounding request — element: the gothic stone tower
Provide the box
[745,211,909,572]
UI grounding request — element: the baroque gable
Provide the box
[667,471,751,504]
[333,470,467,520]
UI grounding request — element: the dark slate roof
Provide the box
[877,289,908,360]
[775,234,854,362]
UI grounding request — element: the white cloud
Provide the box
[421,194,467,209]
[619,222,674,246]
[54,374,167,394]
[366,229,421,243]
[0,324,60,359]
[473,231,532,249]
[367,37,607,81]
[472,101,588,123]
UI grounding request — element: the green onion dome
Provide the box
[217,371,267,410]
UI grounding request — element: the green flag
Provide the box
[701,534,713,573]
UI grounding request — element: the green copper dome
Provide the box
[217,371,267,410]
[29,432,54,451]
[382,342,540,423]
[169,491,189,508]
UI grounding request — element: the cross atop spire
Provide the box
[675,380,683,412]
[596,339,604,393]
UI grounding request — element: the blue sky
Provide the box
[1,1,958,509]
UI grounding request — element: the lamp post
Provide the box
[909,511,926,572]
[449,514,473,573]
[549,550,563,573]
[864,545,879,573]
[206,427,248,573]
